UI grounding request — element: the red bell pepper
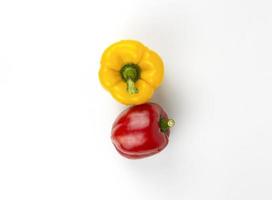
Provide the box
[111,103,175,159]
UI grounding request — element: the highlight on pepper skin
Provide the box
[99,40,164,105]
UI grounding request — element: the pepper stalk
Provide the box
[159,118,175,133]
[120,64,140,95]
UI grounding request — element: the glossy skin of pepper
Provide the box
[99,40,164,105]
[111,103,175,159]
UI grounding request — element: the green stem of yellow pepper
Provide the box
[126,78,138,94]
[120,64,140,95]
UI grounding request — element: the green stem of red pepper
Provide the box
[159,118,175,133]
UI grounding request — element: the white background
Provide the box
[0,0,272,199]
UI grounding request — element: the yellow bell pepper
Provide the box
[99,40,164,105]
